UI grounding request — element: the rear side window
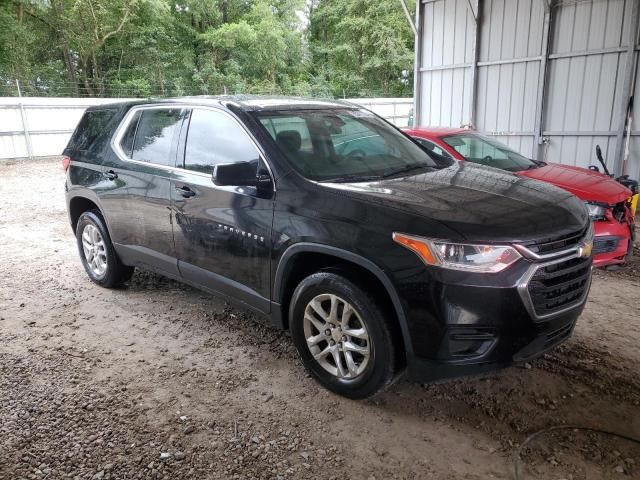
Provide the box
[68,108,118,152]
[130,109,185,166]
[183,109,260,174]
[119,111,141,158]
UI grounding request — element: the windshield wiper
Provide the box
[380,164,430,178]
[524,160,547,170]
[320,174,382,183]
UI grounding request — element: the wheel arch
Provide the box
[67,193,104,233]
[273,243,414,360]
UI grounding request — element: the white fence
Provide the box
[0,97,413,160]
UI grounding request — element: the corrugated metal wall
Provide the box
[414,0,640,181]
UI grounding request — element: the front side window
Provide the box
[255,109,447,182]
[125,108,185,166]
[183,109,261,174]
[442,134,537,172]
[413,138,453,161]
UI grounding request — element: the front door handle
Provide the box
[104,170,118,180]
[175,185,196,198]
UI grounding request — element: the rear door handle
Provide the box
[175,185,196,198]
[104,170,118,180]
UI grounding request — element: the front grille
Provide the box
[522,226,587,256]
[593,235,621,254]
[527,256,592,317]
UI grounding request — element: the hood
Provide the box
[322,162,588,244]
[518,163,631,204]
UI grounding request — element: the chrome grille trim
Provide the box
[517,253,593,321]
[514,222,594,261]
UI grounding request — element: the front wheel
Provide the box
[289,272,398,399]
[75,210,134,288]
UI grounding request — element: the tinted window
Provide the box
[69,108,118,151]
[413,138,453,161]
[256,109,447,182]
[131,108,185,166]
[184,109,260,174]
[260,116,313,154]
[119,110,140,158]
[442,134,536,172]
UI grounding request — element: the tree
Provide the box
[308,0,414,97]
[0,0,414,98]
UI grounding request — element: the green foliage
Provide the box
[0,0,414,98]
[308,0,415,97]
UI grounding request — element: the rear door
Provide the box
[172,107,274,313]
[107,105,187,277]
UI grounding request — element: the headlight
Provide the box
[585,202,607,220]
[392,233,522,273]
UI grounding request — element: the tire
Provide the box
[289,272,398,399]
[75,210,134,288]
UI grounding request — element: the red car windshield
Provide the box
[442,133,540,172]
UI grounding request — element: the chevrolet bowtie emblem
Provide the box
[577,241,593,258]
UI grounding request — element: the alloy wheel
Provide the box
[303,293,371,379]
[81,224,108,277]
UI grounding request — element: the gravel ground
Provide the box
[0,158,639,480]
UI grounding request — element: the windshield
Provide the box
[255,109,448,182]
[442,133,539,172]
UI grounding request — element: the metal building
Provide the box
[413,0,640,180]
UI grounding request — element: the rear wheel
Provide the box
[75,210,134,288]
[289,272,398,399]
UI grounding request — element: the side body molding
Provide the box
[271,242,414,357]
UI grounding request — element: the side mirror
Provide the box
[588,165,600,173]
[212,161,271,188]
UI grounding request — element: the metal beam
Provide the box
[420,63,472,72]
[613,0,640,176]
[0,129,75,136]
[477,55,542,67]
[548,46,627,60]
[466,0,477,20]
[412,0,423,126]
[468,0,481,128]
[398,0,417,37]
[533,1,554,161]
[542,130,617,137]
[16,80,34,161]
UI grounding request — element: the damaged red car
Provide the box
[405,127,638,268]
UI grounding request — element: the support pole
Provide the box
[468,0,481,128]
[16,80,34,161]
[398,0,417,37]
[412,0,423,127]
[613,0,640,176]
[533,1,553,161]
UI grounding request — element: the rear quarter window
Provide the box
[67,108,118,152]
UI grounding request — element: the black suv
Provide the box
[64,97,594,399]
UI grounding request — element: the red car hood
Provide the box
[518,163,631,204]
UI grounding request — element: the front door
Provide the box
[172,107,274,313]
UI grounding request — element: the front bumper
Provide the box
[592,217,633,267]
[400,247,593,383]
[591,200,635,268]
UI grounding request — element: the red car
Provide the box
[405,127,636,268]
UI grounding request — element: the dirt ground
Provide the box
[0,158,639,480]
